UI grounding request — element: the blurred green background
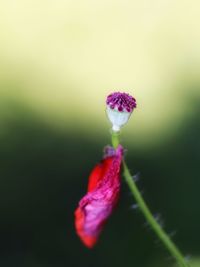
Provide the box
[0,1,200,266]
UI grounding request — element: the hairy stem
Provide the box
[111,131,190,267]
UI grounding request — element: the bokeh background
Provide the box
[0,1,200,266]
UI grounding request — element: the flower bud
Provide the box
[106,92,137,132]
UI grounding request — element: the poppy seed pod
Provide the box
[106,92,136,132]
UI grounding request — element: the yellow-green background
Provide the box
[0,1,200,266]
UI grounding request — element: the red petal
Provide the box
[74,145,123,248]
[74,207,97,248]
[87,158,113,192]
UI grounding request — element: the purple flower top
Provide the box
[106,92,137,113]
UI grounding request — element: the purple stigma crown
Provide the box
[106,92,137,113]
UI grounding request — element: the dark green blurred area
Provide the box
[0,91,199,267]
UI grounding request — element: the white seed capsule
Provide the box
[106,92,137,132]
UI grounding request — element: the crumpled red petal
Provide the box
[74,145,123,248]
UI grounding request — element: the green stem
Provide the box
[111,131,190,267]
[111,131,120,148]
